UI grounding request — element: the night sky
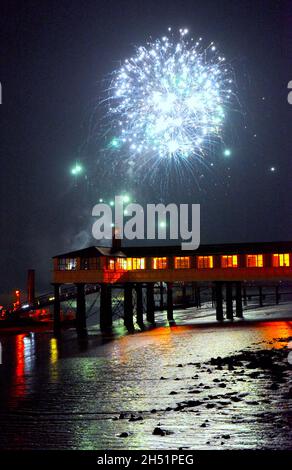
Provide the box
[0,0,292,303]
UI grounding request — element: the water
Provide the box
[0,307,291,450]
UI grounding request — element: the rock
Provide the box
[169,391,178,395]
[119,412,127,419]
[177,364,183,368]
[230,396,242,402]
[185,400,202,407]
[129,415,143,422]
[222,434,231,439]
[160,376,167,380]
[119,432,130,438]
[218,383,227,388]
[150,409,157,414]
[152,427,173,436]
[206,403,216,408]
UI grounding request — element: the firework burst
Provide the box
[104,28,234,183]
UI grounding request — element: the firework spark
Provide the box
[106,28,233,169]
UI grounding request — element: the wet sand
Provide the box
[0,305,291,450]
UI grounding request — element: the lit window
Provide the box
[175,257,190,269]
[197,256,213,269]
[58,258,77,271]
[127,258,145,270]
[153,257,167,269]
[272,253,290,267]
[116,258,127,270]
[246,254,263,268]
[108,259,115,270]
[222,255,238,268]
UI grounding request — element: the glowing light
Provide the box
[122,195,130,203]
[106,28,233,163]
[99,198,103,203]
[223,148,231,157]
[71,163,83,175]
[109,200,114,206]
[270,166,276,172]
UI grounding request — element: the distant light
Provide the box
[159,221,166,228]
[71,163,83,175]
[21,304,30,309]
[110,137,120,148]
[109,200,114,206]
[270,166,276,172]
[123,195,130,203]
[223,148,231,157]
[99,198,103,203]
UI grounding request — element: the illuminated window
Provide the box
[108,259,115,270]
[116,258,127,270]
[221,255,238,268]
[175,256,190,269]
[197,256,213,269]
[127,258,145,270]
[246,254,263,268]
[153,257,167,269]
[58,258,77,271]
[272,253,290,267]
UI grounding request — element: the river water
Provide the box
[0,307,291,450]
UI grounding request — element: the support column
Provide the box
[226,282,233,320]
[235,281,243,318]
[76,283,87,335]
[182,283,187,309]
[100,283,112,332]
[159,282,164,311]
[275,285,280,305]
[53,283,61,334]
[259,286,263,307]
[146,282,155,324]
[167,282,174,322]
[215,281,224,321]
[196,286,201,308]
[243,285,247,306]
[136,283,144,328]
[124,283,134,331]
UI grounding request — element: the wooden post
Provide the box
[76,283,87,335]
[235,281,243,318]
[182,283,187,309]
[275,285,280,305]
[124,283,134,331]
[53,283,61,334]
[226,282,233,320]
[243,285,247,306]
[136,283,144,328]
[167,282,174,322]
[100,283,112,332]
[146,282,155,324]
[159,282,164,311]
[259,286,263,307]
[215,281,224,321]
[196,286,201,308]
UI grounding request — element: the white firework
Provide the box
[107,28,233,165]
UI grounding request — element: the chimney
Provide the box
[111,226,121,252]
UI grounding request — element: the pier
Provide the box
[51,240,292,334]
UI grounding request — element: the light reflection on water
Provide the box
[0,319,291,449]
